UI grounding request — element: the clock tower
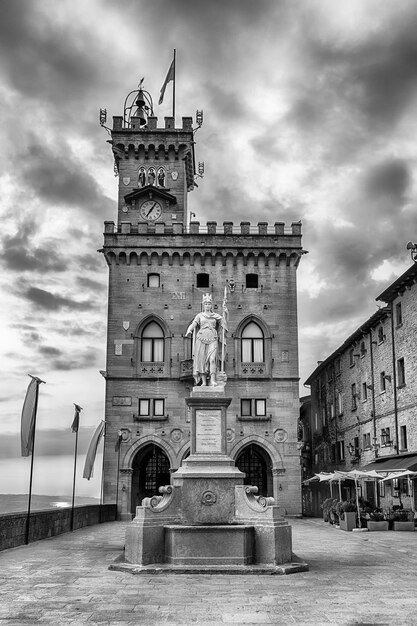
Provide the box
[110,86,195,228]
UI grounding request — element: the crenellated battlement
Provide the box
[113,116,193,132]
[104,220,302,236]
[102,220,304,267]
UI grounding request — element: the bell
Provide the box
[134,106,147,126]
[135,89,146,108]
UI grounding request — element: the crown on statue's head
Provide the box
[202,293,213,304]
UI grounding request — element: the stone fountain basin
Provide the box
[165,524,254,565]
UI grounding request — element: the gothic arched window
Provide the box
[241,322,264,362]
[141,322,164,362]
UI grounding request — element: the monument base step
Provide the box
[109,553,309,575]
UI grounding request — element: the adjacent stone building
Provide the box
[302,262,417,515]
[100,86,305,519]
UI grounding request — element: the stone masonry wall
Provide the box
[0,504,116,551]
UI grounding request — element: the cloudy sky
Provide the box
[1,0,417,499]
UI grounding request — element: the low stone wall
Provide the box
[0,504,117,551]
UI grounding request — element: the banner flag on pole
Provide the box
[83,421,105,480]
[158,56,175,105]
[71,404,83,433]
[20,376,44,457]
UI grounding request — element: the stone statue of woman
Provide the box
[185,293,228,386]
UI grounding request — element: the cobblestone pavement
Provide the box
[0,518,417,625]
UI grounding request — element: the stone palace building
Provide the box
[100,84,306,519]
[301,261,417,516]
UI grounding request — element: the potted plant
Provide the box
[321,498,333,523]
[367,508,389,531]
[329,499,340,526]
[339,501,357,531]
[391,508,414,532]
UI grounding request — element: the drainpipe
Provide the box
[369,330,378,458]
[389,306,399,453]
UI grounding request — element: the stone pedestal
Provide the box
[172,388,244,525]
[122,385,303,573]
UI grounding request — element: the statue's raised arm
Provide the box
[185,293,227,387]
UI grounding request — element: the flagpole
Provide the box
[24,375,45,545]
[70,428,78,531]
[70,405,82,532]
[25,415,37,546]
[99,423,106,524]
[172,48,176,121]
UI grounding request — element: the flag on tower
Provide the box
[159,55,175,105]
[20,376,44,457]
[83,421,105,480]
[71,404,83,433]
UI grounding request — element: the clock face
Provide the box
[140,200,162,221]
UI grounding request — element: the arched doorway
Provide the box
[236,443,272,497]
[130,444,171,514]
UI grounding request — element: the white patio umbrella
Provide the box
[380,470,417,481]
[315,472,337,498]
[335,469,382,520]
[380,470,417,514]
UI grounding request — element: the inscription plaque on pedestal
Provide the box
[195,410,222,453]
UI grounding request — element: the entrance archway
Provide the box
[130,444,171,514]
[236,443,272,497]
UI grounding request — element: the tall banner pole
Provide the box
[70,404,83,532]
[172,48,176,121]
[25,425,37,545]
[22,375,46,545]
[99,423,106,523]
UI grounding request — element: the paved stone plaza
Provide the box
[0,518,416,625]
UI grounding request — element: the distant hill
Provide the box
[0,494,100,515]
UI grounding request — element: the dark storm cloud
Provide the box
[25,331,43,343]
[0,220,68,273]
[203,83,246,122]
[38,346,63,357]
[0,1,109,109]
[77,253,104,272]
[23,287,96,312]
[250,125,286,162]
[56,321,102,338]
[299,8,417,129]
[77,276,106,293]
[21,141,115,219]
[362,159,411,203]
[52,347,99,371]
[301,190,417,330]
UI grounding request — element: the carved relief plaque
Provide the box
[112,397,132,406]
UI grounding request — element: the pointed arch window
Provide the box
[241,322,264,362]
[141,321,164,362]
